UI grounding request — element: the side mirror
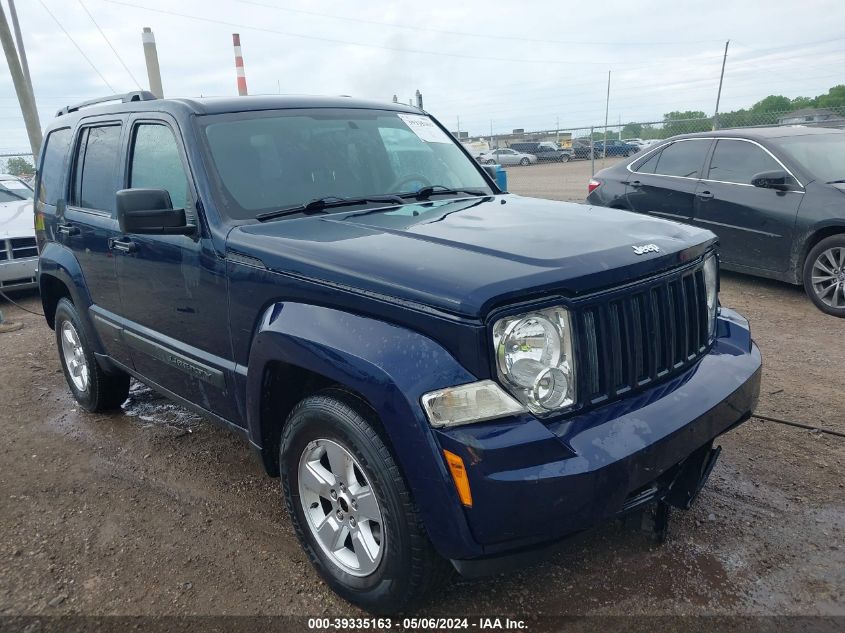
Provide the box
[116,188,194,235]
[751,170,790,191]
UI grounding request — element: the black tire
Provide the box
[484,159,495,165]
[280,389,449,614]
[802,234,845,317]
[520,157,530,166]
[54,298,130,412]
[559,154,570,163]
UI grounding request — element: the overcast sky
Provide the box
[2,0,845,152]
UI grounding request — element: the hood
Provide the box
[0,200,34,240]
[227,195,716,318]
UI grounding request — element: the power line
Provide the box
[237,0,726,47]
[102,0,725,68]
[77,0,143,89]
[35,0,115,91]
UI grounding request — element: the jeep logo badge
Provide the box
[632,244,660,255]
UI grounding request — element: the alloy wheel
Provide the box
[811,246,845,308]
[298,439,384,577]
[60,320,90,392]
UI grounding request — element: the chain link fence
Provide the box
[462,106,845,203]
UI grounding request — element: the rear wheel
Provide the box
[54,298,130,411]
[803,235,845,317]
[280,390,449,613]
[520,157,530,166]
[559,154,570,163]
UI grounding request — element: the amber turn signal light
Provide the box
[443,449,472,507]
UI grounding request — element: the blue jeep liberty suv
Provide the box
[34,91,761,613]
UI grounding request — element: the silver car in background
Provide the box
[0,174,38,292]
[478,148,538,166]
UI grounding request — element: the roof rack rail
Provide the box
[56,91,158,117]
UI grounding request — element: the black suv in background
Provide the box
[586,127,845,317]
[509,141,572,162]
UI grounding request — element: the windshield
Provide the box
[772,133,845,183]
[0,178,33,203]
[199,108,492,219]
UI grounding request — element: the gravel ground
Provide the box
[0,270,843,622]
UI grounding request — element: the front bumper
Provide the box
[0,257,38,291]
[432,308,761,567]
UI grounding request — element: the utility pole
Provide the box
[713,40,730,130]
[603,70,611,162]
[7,0,31,89]
[415,89,423,109]
[142,27,164,97]
[556,116,560,144]
[456,115,460,140]
[0,4,41,158]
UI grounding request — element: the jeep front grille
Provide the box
[577,262,710,405]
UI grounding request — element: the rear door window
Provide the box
[633,148,661,174]
[651,140,710,178]
[37,127,72,206]
[72,125,122,213]
[707,139,782,184]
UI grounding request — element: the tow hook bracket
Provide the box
[654,501,671,543]
[643,443,722,543]
[665,443,722,510]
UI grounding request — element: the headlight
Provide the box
[492,306,576,414]
[703,254,719,337]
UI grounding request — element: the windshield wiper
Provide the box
[827,179,845,184]
[398,185,488,201]
[256,195,404,222]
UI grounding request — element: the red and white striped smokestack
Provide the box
[232,33,248,96]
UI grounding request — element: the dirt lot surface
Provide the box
[0,270,843,622]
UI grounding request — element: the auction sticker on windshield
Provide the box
[397,113,452,143]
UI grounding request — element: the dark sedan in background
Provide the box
[593,139,640,157]
[586,127,845,317]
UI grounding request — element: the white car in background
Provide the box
[477,148,538,166]
[0,174,38,292]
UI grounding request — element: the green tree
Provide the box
[750,95,792,113]
[621,122,642,139]
[816,85,845,109]
[5,157,34,177]
[663,111,710,136]
[790,96,815,109]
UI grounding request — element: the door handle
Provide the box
[626,180,642,188]
[57,223,80,236]
[697,190,714,200]
[108,237,136,254]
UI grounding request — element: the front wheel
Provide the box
[280,390,448,613]
[559,154,570,163]
[803,235,845,317]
